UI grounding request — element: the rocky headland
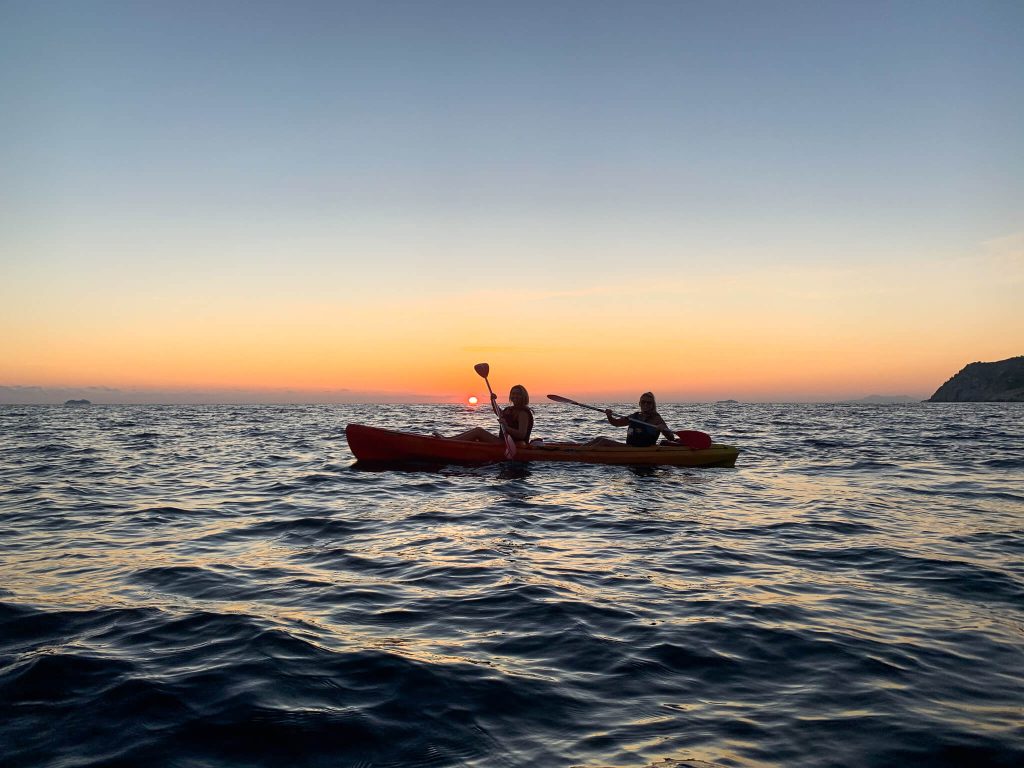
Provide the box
[928,356,1024,402]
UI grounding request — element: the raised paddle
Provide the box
[546,394,713,450]
[475,363,517,460]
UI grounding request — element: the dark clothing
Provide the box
[626,411,661,447]
[500,405,534,443]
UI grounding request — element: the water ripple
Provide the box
[0,403,1022,767]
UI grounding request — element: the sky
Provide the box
[2,0,1022,403]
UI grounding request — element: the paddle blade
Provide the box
[675,430,712,450]
[546,394,576,405]
[503,434,517,460]
[474,362,490,378]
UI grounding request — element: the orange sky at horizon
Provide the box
[4,242,1020,402]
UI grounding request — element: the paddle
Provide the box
[546,394,713,450]
[475,363,517,460]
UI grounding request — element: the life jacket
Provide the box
[501,405,534,443]
[626,411,660,447]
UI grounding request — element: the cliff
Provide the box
[928,356,1024,402]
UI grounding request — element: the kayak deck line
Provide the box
[345,423,739,468]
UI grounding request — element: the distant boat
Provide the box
[64,399,92,406]
[716,399,740,404]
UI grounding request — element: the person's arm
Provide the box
[493,395,515,437]
[652,415,676,440]
[606,409,630,427]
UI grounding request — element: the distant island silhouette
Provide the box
[64,399,92,406]
[929,356,1024,402]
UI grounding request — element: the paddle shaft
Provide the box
[479,370,517,460]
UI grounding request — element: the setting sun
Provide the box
[467,396,478,405]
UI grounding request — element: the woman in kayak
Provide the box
[587,392,676,447]
[435,385,534,444]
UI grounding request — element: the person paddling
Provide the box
[435,385,534,444]
[587,392,676,447]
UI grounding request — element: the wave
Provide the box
[1,403,1022,768]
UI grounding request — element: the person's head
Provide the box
[639,392,656,413]
[509,385,530,407]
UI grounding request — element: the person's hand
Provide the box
[490,393,498,402]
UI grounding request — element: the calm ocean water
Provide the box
[1,402,1022,768]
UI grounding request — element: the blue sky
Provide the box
[6,1,1020,244]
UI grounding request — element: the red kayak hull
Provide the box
[345,424,738,467]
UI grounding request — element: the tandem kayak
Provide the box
[345,424,739,468]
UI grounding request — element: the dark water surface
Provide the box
[1,403,1022,767]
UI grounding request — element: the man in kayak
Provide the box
[435,385,535,444]
[587,392,677,447]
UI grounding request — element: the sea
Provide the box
[1,402,1022,768]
